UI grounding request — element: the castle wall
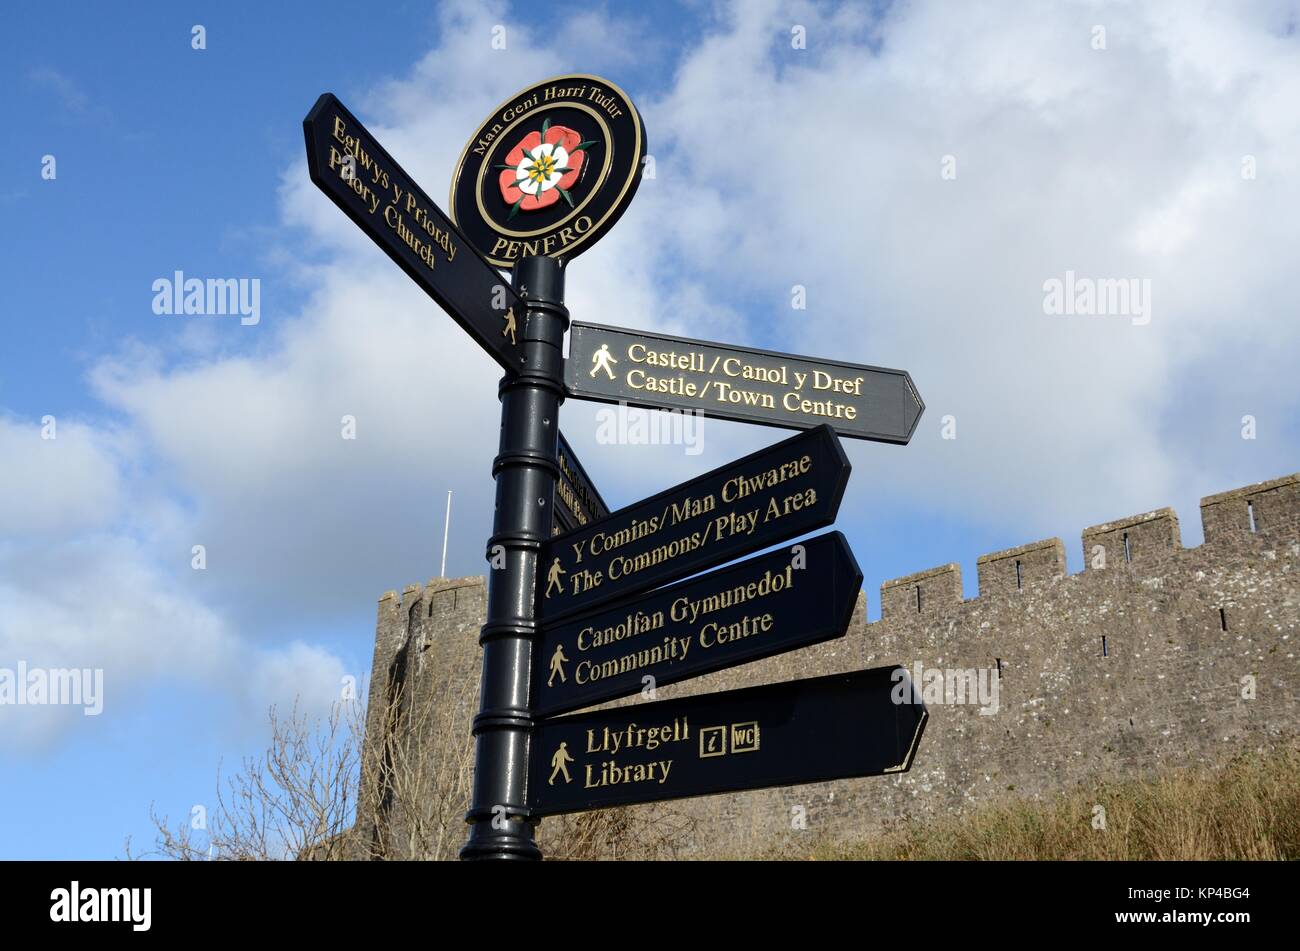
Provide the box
[360,472,1300,858]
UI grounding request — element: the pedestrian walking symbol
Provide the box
[545,557,566,598]
[549,742,574,785]
[502,306,517,346]
[589,343,618,380]
[548,644,569,686]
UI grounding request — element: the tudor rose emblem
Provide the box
[498,121,596,218]
[450,74,647,267]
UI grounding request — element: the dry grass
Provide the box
[540,805,700,861]
[135,670,1298,862]
[766,745,1300,861]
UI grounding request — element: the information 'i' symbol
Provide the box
[590,343,618,379]
[549,742,574,785]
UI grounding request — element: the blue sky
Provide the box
[2,0,1297,859]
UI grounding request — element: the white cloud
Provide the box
[0,416,127,538]
[0,531,351,750]
[7,0,1299,751]
[78,0,1300,584]
[0,535,230,749]
[239,641,350,726]
[628,0,1300,536]
[89,263,506,623]
[27,67,92,114]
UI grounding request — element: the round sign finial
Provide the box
[450,74,646,268]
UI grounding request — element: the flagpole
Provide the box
[440,489,452,577]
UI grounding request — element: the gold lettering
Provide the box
[783,392,858,420]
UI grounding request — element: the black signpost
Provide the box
[529,666,928,815]
[303,94,526,374]
[304,75,927,862]
[565,321,925,444]
[534,530,862,717]
[537,424,850,623]
[448,75,647,268]
[552,431,610,536]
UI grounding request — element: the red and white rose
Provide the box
[497,120,595,217]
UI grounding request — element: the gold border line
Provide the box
[449,73,645,266]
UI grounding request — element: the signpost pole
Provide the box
[460,255,567,861]
[304,76,927,846]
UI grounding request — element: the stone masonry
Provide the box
[359,472,1299,857]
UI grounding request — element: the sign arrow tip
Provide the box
[902,372,926,442]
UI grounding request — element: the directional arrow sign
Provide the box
[529,666,928,816]
[538,425,849,622]
[552,431,610,537]
[534,531,862,717]
[303,93,525,375]
[565,321,924,444]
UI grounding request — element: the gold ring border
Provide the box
[450,73,645,266]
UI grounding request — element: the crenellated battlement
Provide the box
[880,562,962,618]
[1201,472,1300,542]
[1082,507,1181,570]
[977,537,1067,597]
[874,473,1299,614]
[361,470,1300,858]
